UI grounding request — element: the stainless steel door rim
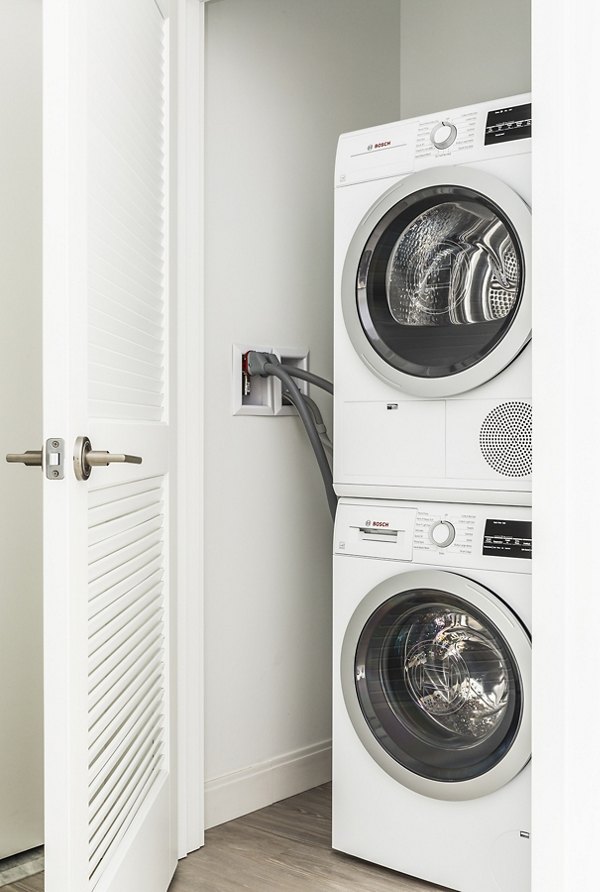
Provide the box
[340,568,531,801]
[341,166,532,397]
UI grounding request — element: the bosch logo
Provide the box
[366,520,389,528]
[367,140,391,151]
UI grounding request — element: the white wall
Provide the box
[531,2,600,888]
[400,0,531,118]
[203,0,401,827]
[0,0,43,858]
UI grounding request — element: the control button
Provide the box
[430,120,457,150]
[430,521,456,548]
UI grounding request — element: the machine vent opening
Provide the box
[479,401,532,477]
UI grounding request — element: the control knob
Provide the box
[430,520,455,548]
[430,120,457,150]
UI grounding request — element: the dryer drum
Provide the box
[341,165,532,398]
[385,201,520,327]
[356,186,525,380]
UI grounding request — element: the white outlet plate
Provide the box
[232,344,310,416]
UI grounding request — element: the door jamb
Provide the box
[174,0,205,857]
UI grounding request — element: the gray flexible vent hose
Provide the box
[303,395,333,457]
[278,364,333,395]
[283,390,333,458]
[297,393,324,425]
[264,362,337,519]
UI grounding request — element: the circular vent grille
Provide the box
[479,401,532,477]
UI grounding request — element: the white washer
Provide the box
[333,499,531,892]
[334,95,532,505]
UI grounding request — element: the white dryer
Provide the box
[333,498,531,892]
[334,95,532,505]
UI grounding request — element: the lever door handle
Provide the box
[74,436,143,481]
[6,449,43,467]
[86,451,143,467]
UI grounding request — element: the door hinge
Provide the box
[45,438,65,480]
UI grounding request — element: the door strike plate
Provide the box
[45,438,65,480]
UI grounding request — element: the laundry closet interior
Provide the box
[203,0,531,834]
[0,1,532,890]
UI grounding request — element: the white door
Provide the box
[43,1,177,890]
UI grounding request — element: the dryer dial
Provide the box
[430,520,456,548]
[430,120,457,150]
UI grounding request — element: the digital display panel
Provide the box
[483,519,532,559]
[485,102,531,145]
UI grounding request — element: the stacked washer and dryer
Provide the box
[332,95,532,892]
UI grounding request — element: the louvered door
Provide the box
[43,1,177,890]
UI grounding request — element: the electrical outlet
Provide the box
[231,344,275,415]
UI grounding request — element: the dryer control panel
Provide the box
[335,92,531,187]
[484,102,532,146]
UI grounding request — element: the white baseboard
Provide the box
[204,739,332,829]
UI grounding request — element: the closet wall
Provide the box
[400,0,531,117]
[203,0,531,829]
[203,0,402,827]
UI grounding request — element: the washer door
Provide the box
[341,569,531,801]
[341,167,531,397]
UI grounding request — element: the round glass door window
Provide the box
[354,588,524,783]
[355,185,525,379]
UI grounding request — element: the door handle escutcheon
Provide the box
[5,449,43,467]
[74,436,143,481]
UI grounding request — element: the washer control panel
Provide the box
[429,520,455,548]
[483,518,532,559]
[335,500,532,571]
[414,508,476,556]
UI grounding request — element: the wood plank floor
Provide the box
[168,784,448,892]
[1,785,447,891]
[1,871,43,892]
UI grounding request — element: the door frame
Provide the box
[173,0,205,857]
[531,0,600,887]
[185,0,600,883]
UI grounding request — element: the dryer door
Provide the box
[342,167,531,397]
[341,569,531,801]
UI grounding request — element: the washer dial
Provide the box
[430,520,456,548]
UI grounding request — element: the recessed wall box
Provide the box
[232,344,310,416]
